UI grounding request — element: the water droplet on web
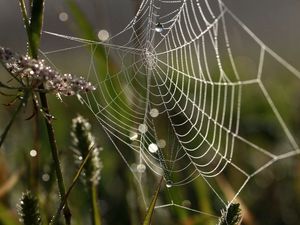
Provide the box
[98,29,110,41]
[181,200,191,207]
[148,143,158,153]
[166,180,173,188]
[157,139,166,148]
[137,163,146,173]
[155,22,163,33]
[129,131,138,141]
[149,108,159,118]
[42,173,50,182]
[58,12,69,22]
[138,124,148,133]
[30,149,37,157]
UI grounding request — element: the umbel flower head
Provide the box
[0,47,96,96]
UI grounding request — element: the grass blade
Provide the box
[50,145,96,225]
[64,0,106,72]
[142,177,163,225]
[0,92,29,148]
[64,0,130,125]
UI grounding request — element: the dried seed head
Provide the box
[0,46,96,96]
[71,115,103,186]
[218,203,242,225]
[17,191,42,225]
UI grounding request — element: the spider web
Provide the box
[42,0,300,221]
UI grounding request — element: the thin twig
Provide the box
[0,81,19,90]
[0,92,28,148]
[0,90,15,97]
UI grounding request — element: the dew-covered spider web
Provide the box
[42,0,300,221]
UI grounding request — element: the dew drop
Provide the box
[155,22,163,33]
[181,200,191,207]
[42,173,50,182]
[138,124,148,134]
[166,180,173,188]
[149,108,159,118]
[129,131,138,141]
[78,156,83,161]
[157,139,166,148]
[59,12,69,22]
[98,29,110,41]
[137,164,146,173]
[30,149,37,157]
[148,143,158,153]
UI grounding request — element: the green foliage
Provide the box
[18,191,42,225]
[218,203,242,225]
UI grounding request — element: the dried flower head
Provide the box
[17,191,42,225]
[0,47,96,96]
[71,115,102,186]
[218,203,242,225]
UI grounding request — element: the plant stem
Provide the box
[0,93,28,148]
[89,184,101,225]
[19,0,30,35]
[30,100,40,194]
[142,177,163,225]
[50,146,95,225]
[39,94,71,225]
[19,0,72,224]
[27,0,44,58]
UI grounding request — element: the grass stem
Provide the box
[19,0,72,224]
[0,92,28,148]
[89,184,101,225]
[50,146,95,225]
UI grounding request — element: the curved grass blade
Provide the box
[64,0,130,125]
